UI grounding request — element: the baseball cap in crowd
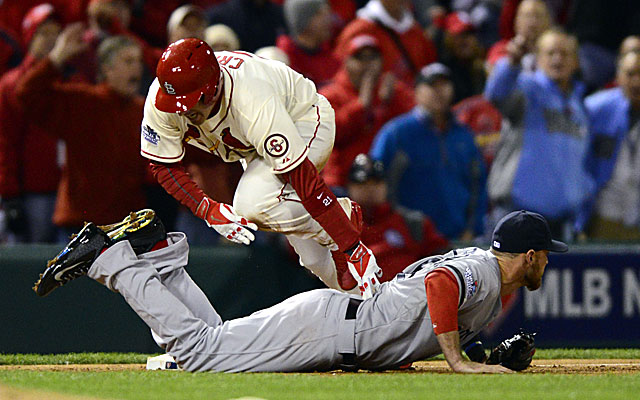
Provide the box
[444,12,475,35]
[205,24,240,51]
[167,5,206,38]
[345,34,380,59]
[22,3,58,45]
[284,0,327,37]
[491,210,569,253]
[416,62,452,85]
[348,154,385,184]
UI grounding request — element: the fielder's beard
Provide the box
[524,264,543,291]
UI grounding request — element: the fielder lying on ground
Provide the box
[33,209,564,373]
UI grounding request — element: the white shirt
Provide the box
[141,51,321,174]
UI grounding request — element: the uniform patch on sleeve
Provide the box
[142,125,160,145]
[464,267,478,299]
[264,133,289,157]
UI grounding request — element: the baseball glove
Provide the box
[486,331,536,371]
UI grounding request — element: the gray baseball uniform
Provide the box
[88,234,502,372]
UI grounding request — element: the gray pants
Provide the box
[88,232,357,372]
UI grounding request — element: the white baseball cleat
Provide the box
[146,354,181,370]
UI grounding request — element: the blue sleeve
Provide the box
[484,58,525,103]
[468,140,488,235]
[369,120,399,169]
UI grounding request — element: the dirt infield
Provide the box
[1,359,639,374]
[411,359,640,374]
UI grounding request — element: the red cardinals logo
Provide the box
[264,133,289,157]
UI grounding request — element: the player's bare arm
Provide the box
[437,331,513,374]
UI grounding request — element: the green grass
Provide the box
[0,350,638,400]
[1,370,638,400]
[2,348,640,365]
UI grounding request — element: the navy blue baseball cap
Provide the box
[491,210,568,253]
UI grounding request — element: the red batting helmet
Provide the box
[155,38,220,113]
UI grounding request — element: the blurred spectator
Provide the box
[255,45,290,65]
[453,95,502,167]
[498,0,568,40]
[205,23,241,51]
[566,0,640,91]
[434,12,486,103]
[487,0,551,72]
[0,4,62,243]
[207,0,287,52]
[578,51,640,240]
[421,0,501,47]
[320,34,414,190]
[619,35,640,57]
[371,63,488,240]
[485,28,594,240]
[128,1,226,48]
[0,25,23,77]
[77,0,162,90]
[167,4,207,43]
[15,28,148,238]
[344,154,448,286]
[327,0,358,28]
[334,0,437,85]
[277,0,340,87]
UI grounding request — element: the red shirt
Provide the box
[276,35,341,89]
[453,95,502,167]
[15,59,147,227]
[320,69,415,187]
[0,55,61,197]
[334,18,437,84]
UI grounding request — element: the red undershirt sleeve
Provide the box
[425,269,460,335]
[149,161,206,214]
[280,157,360,252]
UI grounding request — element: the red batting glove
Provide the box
[195,197,258,245]
[346,241,382,299]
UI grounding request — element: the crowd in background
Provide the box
[2,0,640,258]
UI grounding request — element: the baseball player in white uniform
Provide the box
[141,38,379,298]
[35,209,567,373]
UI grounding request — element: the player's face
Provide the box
[524,250,548,291]
[103,45,142,98]
[180,77,223,125]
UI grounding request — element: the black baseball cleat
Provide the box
[99,209,166,254]
[33,209,167,297]
[33,223,110,297]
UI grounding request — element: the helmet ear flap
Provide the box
[201,74,221,105]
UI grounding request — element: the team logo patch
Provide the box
[142,125,160,145]
[464,267,478,299]
[264,133,289,157]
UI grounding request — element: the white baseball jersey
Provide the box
[141,51,322,174]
